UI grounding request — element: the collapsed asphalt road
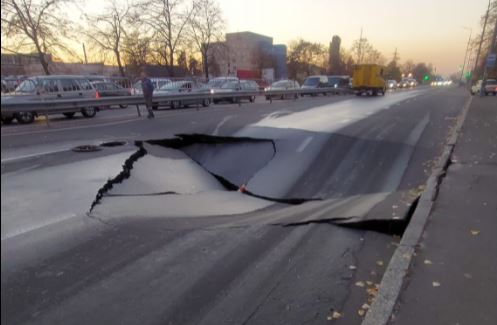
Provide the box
[1,87,469,325]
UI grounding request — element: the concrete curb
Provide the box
[361,95,473,325]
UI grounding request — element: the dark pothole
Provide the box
[72,145,102,152]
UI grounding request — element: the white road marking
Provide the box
[1,213,77,241]
[1,149,69,163]
[296,136,314,152]
[212,115,235,135]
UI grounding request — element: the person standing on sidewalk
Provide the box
[140,72,155,118]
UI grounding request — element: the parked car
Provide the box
[1,75,98,124]
[240,80,259,102]
[91,81,132,109]
[265,80,300,100]
[387,80,398,89]
[301,75,329,96]
[210,80,257,103]
[327,75,352,94]
[132,78,171,95]
[471,79,497,96]
[153,80,210,109]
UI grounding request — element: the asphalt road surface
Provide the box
[1,87,468,325]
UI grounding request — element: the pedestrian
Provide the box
[140,72,155,118]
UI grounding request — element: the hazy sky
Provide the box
[217,0,489,75]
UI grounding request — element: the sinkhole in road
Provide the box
[88,133,418,236]
[89,134,321,218]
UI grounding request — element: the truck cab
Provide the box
[352,64,386,96]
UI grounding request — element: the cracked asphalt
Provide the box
[1,87,469,324]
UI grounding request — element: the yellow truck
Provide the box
[352,64,387,96]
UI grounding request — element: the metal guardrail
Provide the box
[0,87,352,125]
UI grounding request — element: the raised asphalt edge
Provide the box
[361,94,473,325]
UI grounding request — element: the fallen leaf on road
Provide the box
[358,309,366,317]
[355,281,365,287]
[424,259,432,265]
[470,230,480,236]
[432,281,441,287]
[376,260,384,266]
[349,265,357,270]
[362,303,371,310]
[331,311,342,319]
[366,281,373,286]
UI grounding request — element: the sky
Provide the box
[58,0,491,76]
[217,0,490,76]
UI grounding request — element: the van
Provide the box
[1,75,98,124]
[352,64,386,96]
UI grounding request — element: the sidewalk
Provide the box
[391,96,497,324]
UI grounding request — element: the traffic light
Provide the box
[423,75,430,81]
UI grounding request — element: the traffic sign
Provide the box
[486,54,496,68]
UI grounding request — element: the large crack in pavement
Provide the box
[88,133,418,236]
[89,134,323,219]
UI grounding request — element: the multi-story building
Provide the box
[207,31,287,81]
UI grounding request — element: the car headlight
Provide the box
[210,89,215,94]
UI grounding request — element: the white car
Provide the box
[387,80,398,89]
[471,79,497,96]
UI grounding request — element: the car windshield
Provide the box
[303,77,320,86]
[486,79,497,85]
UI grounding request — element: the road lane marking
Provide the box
[1,148,70,163]
[1,213,78,241]
[212,115,235,135]
[296,136,314,152]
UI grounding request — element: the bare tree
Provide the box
[287,39,327,81]
[122,31,152,77]
[1,0,74,74]
[402,60,415,74]
[84,0,130,76]
[350,37,385,65]
[138,0,196,76]
[189,0,224,79]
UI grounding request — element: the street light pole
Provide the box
[473,0,491,80]
[460,28,472,84]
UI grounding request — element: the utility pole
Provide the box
[82,43,88,65]
[473,0,491,80]
[460,28,472,84]
[393,47,399,64]
[480,14,497,96]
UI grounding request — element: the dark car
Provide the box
[265,79,300,100]
[153,80,210,109]
[327,75,352,93]
[301,75,329,96]
[92,81,132,109]
[211,80,258,104]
